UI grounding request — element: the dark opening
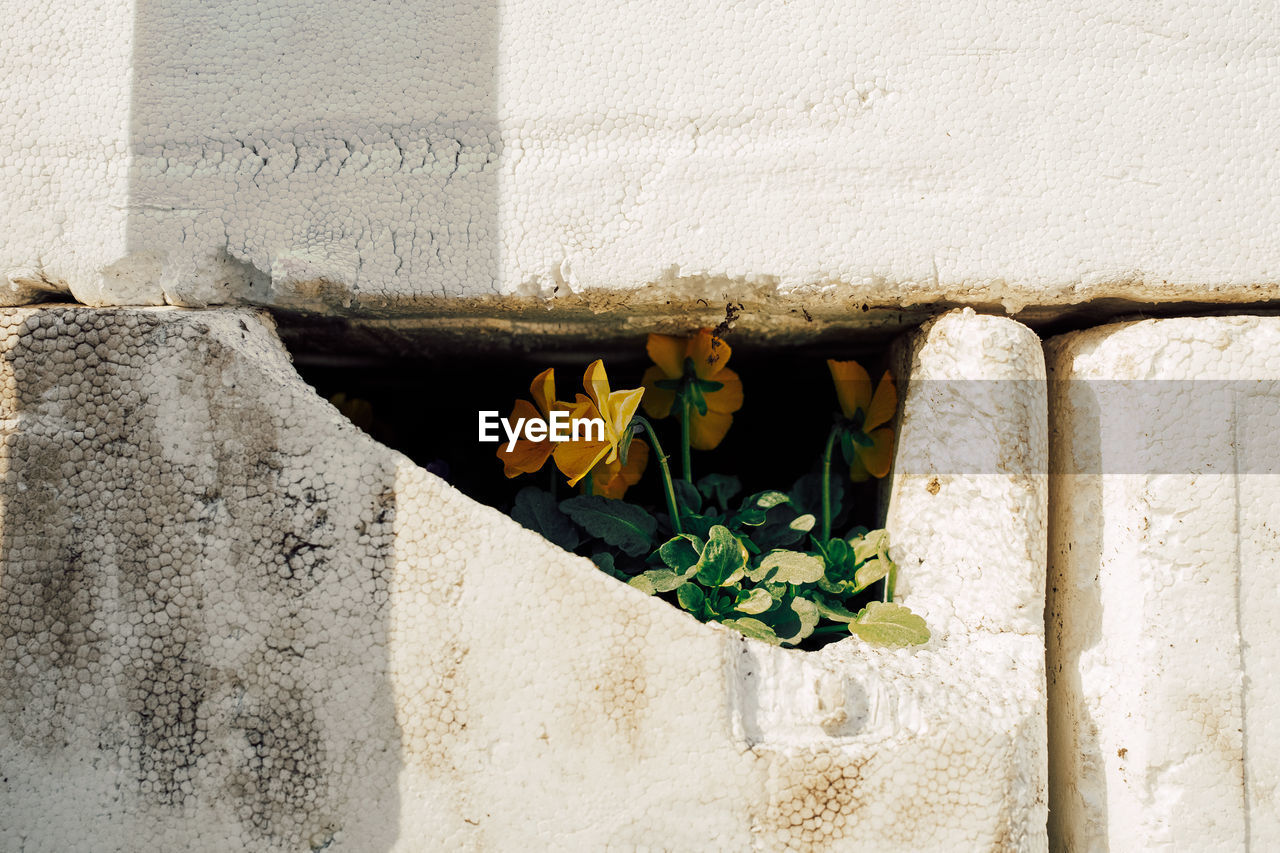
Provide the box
[280,314,907,650]
[287,332,891,516]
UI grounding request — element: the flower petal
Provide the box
[606,386,645,436]
[646,334,686,378]
[497,399,554,477]
[848,451,871,483]
[590,439,650,499]
[864,371,897,431]
[553,396,612,485]
[857,427,895,479]
[688,328,732,380]
[554,438,611,486]
[641,365,677,418]
[827,359,872,420]
[582,359,612,415]
[619,438,649,487]
[689,410,734,450]
[703,366,743,414]
[529,367,557,417]
[501,439,555,478]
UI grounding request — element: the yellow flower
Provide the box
[641,329,744,450]
[587,439,650,499]
[496,368,564,478]
[827,360,897,481]
[552,360,645,487]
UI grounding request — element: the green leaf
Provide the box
[818,537,852,574]
[591,552,626,581]
[789,514,816,533]
[811,595,861,623]
[731,491,793,528]
[682,513,716,540]
[697,474,742,509]
[817,576,859,595]
[703,590,739,618]
[753,491,791,509]
[757,596,802,640]
[847,601,931,647]
[658,534,703,573]
[790,472,844,520]
[676,583,705,613]
[734,587,773,615]
[672,479,702,516]
[694,525,749,587]
[721,617,781,644]
[762,581,789,599]
[779,597,820,645]
[628,574,656,595]
[629,569,688,594]
[759,550,825,585]
[854,556,892,591]
[561,495,658,557]
[852,528,891,563]
[751,523,806,551]
[511,487,580,551]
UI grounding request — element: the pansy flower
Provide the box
[496,368,564,478]
[552,360,645,486]
[827,360,896,481]
[640,329,744,450]
[587,438,650,499]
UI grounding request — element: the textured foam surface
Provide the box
[5,1,1280,311]
[0,307,1046,850]
[1047,316,1280,852]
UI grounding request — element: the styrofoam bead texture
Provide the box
[1047,315,1280,852]
[0,307,1047,850]
[5,1,1280,312]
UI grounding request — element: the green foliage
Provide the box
[515,468,929,650]
[511,487,580,552]
[847,601,930,646]
[560,495,657,557]
[500,348,926,651]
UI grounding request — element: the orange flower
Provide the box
[552,360,645,487]
[497,368,564,478]
[827,360,896,481]
[586,439,650,499]
[640,329,744,450]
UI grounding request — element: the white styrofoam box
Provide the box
[0,1,134,306]
[1046,316,1280,852]
[5,2,1280,311]
[0,307,1045,849]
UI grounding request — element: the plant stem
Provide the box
[635,417,682,535]
[820,425,841,541]
[583,474,594,497]
[680,396,693,483]
[884,562,896,603]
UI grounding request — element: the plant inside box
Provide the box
[496,329,929,649]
